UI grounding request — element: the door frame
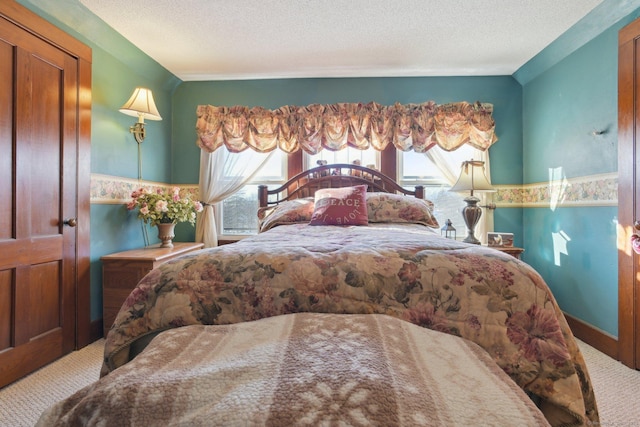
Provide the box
[618,17,640,369]
[0,1,92,349]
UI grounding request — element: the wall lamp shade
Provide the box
[119,87,162,144]
[450,160,496,245]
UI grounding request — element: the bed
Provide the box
[38,163,598,426]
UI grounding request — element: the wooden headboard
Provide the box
[258,163,424,208]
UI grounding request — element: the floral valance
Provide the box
[195,101,497,155]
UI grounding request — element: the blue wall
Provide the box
[17,0,640,337]
[524,207,618,334]
[516,8,640,336]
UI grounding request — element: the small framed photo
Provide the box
[488,232,514,247]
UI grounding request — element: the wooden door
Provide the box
[619,17,640,369]
[0,2,92,387]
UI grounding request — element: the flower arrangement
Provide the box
[127,187,203,226]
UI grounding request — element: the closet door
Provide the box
[619,16,640,369]
[0,3,91,387]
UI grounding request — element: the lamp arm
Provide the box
[130,113,146,144]
[130,122,146,144]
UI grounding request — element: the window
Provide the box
[221,147,379,237]
[307,145,481,234]
[399,144,480,235]
[219,150,286,236]
[306,147,379,170]
[219,144,485,239]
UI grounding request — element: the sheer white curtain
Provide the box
[196,148,274,248]
[426,146,494,244]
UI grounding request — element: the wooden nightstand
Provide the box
[101,242,204,336]
[489,246,524,259]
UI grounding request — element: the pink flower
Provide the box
[122,284,150,308]
[155,200,168,212]
[466,314,481,331]
[172,188,181,202]
[127,186,200,226]
[194,201,203,212]
[506,304,570,367]
[403,301,451,334]
[398,205,422,221]
[398,262,420,284]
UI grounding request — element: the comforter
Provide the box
[102,223,598,426]
[41,313,550,426]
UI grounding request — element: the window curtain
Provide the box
[196,148,274,248]
[195,100,497,247]
[195,101,497,155]
[425,147,494,244]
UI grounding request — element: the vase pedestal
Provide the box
[156,223,176,248]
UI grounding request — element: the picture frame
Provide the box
[487,232,514,247]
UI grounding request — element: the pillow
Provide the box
[310,185,368,226]
[366,192,439,228]
[257,198,315,232]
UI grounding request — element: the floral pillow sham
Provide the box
[258,190,438,231]
[366,192,439,228]
[258,198,315,232]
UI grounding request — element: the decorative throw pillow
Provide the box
[366,192,439,228]
[257,198,315,232]
[310,185,368,226]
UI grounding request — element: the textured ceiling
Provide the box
[79,0,605,81]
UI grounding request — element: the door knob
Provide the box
[63,218,78,227]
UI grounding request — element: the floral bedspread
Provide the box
[102,223,598,426]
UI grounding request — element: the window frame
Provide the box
[217,146,486,240]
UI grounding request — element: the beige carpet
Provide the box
[576,340,640,425]
[0,339,104,427]
[0,338,638,426]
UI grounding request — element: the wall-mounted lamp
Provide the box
[449,160,496,245]
[119,87,162,144]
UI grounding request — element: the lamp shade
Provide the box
[449,160,495,195]
[119,87,162,121]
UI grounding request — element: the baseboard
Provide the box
[89,318,104,343]
[564,312,618,359]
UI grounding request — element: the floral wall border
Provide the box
[90,174,198,205]
[493,172,617,208]
[90,172,618,208]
